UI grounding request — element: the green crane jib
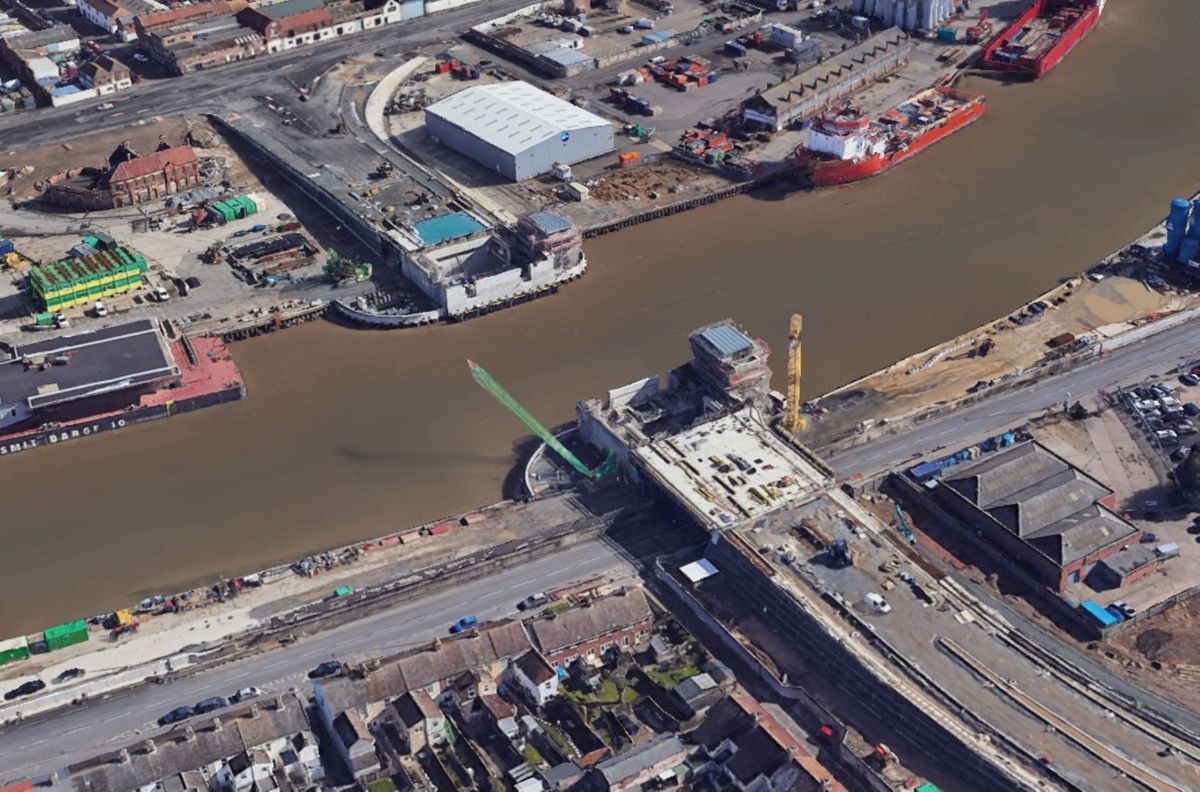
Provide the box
[468,360,616,480]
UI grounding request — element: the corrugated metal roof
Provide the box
[426,81,609,157]
[698,323,753,358]
[541,48,593,67]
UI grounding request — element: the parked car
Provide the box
[4,679,45,701]
[863,593,891,614]
[150,286,170,302]
[449,615,478,634]
[185,276,201,289]
[93,300,107,317]
[1134,387,1155,400]
[1181,373,1200,387]
[194,696,230,714]
[96,102,114,111]
[1154,383,1175,396]
[1113,601,1136,618]
[1186,402,1200,417]
[234,686,263,702]
[54,668,85,683]
[308,660,342,679]
[1178,422,1197,435]
[1171,447,1189,462]
[518,593,550,611]
[158,705,195,726]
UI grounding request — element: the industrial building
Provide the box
[928,442,1140,591]
[424,81,614,181]
[0,319,178,432]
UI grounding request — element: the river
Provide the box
[2,0,1197,636]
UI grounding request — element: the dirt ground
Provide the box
[804,275,1191,447]
[0,117,234,204]
[1109,596,1200,714]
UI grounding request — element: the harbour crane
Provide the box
[782,313,806,433]
[468,360,616,480]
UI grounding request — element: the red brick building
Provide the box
[934,442,1139,591]
[529,589,653,667]
[109,145,200,207]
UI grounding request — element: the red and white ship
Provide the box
[795,85,987,187]
[980,0,1105,79]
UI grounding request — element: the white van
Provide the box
[864,592,891,614]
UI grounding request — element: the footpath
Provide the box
[0,492,598,724]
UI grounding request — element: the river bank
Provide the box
[0,0,1196,637]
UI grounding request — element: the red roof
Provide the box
[136,0,231,30]
[110,145,197,183]
[0,781,34,792]
[732,693,848,792]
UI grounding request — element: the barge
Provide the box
[795,85,987,187]
[979,0,1105,79]
[0,320,244,458]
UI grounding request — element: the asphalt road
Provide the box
[0,0,535,152]
[0,539,633,783]
[828,317,1200,478]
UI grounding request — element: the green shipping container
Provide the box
[0,636,30,665]
[334,585,354,598]
[43,619,88,651]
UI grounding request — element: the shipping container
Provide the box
[334,585,354,597]
[43,619,88,651]
[429,522,451,536]
[617,151,641,166]
[725,41,747,57]
[0,636,29,666]
[399,530,422,544]
[0,238,13,256]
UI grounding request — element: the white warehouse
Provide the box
[424,81,614,182]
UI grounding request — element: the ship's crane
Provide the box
[468,360,616,480]
[782,313,806,433]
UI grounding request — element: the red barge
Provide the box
[0,319,244,458]
[795,85,986,187]
[980,0,1105,79]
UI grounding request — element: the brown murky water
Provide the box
[3,0,1198,635]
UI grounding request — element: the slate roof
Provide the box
[69,695,308,792]
[394,689,441,727]
[595,735,685,786]
[943,442,1138,566]
[514,649,555,684]
[530,589,652,655]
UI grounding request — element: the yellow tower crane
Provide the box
[783,313,806,433]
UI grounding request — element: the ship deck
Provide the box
[994,4,1087,64]
[0,320,177,410]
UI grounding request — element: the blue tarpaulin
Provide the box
[1080,599,1119,628]
[413,212,485,246]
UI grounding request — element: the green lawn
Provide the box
[522,744,545,767]
[648,664,701,688]
[366,780,397,792]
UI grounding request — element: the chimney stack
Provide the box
[143,738,156,755]
[184,726,196,743]
[118,749,130,765]
[274,694,286,712]
[212,716,222,733]
[250,703,261,720]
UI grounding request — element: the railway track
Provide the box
[937,637,1185,792]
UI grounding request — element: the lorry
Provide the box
[829,539,854,568]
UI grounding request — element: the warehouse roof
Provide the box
[254,0,324,18]
[943,442,1138,566]
[523,211,572,235]
[0,320,177,411]
[426,81,609,156]
[540,48,593,68]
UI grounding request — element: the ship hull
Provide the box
[980,0,1103,79]
[799,94,987,187]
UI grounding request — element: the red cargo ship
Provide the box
[795,86,986,187]
[980,0,1105,79]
